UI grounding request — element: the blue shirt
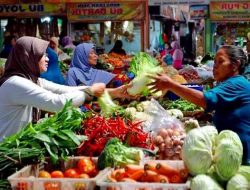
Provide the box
[204,75,250,164]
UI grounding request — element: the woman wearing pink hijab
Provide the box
[171,41,183,70]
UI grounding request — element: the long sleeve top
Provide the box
[0,76,90,141]
[204,75,250,164]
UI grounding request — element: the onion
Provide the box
[165,148,175,157]
[154,135,164,145]
[158,128,168,138]
[159,143,166,151]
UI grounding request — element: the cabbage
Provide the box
[237,165,250,181]
[127,74,150,96]
[214,130,243,181]
[191,174,223,190]
[127,52,163,96]
[227,174,249,190]
[98,90,121,116]
[182,126,218,175]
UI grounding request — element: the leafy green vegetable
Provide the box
[191,174,223,190]
[127,52,163,96]
[182,126,218,175]
[214,130,243,181]
[0,100,87,166]
[237,165,250,181]
[98,90,122,116]
[227,174,249,190]
[97,138,143,170]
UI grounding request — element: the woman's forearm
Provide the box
[169,82,207,109]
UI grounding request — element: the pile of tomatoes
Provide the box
[38,157,98,179]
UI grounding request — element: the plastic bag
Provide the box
[143,99,186,160]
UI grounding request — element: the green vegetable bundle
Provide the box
[0,101,87,168]
[127,52,163,96]
[97,138,143,170]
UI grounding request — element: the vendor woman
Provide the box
[149,45,250,165]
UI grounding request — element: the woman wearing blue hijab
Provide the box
[40,47,65,84]
[66,43,115,86]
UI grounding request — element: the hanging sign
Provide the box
[160,5,174,19]
[190,4,208,19]
[67,2,145,21]
[0,3,66,17]
[210,1,250,21]
[149,0,209,5]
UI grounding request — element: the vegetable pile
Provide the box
[105,161,189,184]
[0,101,87,172]
[77,115,153,156]
[97,138,144,170]
[159,99,203,112]
[182,126,250,189]
[153,127,186,160]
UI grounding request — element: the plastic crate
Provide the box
[8,157,108,190]
[167,84,203,100]
[97,160,190,190]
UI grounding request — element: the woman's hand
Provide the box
[108,83,135,99]
[90,83,106,97]
[148,73,173,93]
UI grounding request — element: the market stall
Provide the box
[46,0,149,53]
[0,48,249,190]
[0,0,67,41]
[209,0,250,53]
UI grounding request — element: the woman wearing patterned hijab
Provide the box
[66,43,115,86]
[0,36,108,141]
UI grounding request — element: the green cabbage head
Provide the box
[237,165,250,181]
[214,130,243,181]
[191,174,223,190]
[227,174,249,190]
[182,126,218,175]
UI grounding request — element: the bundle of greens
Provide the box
[127,52,163,96]
[97,138,143,170]
[0,101,87,166]
[97,90,123,117]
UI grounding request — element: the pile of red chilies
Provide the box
[77,115,153,156]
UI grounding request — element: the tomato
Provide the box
[64,168,79,178]
[78,173,90,179]
[17,182,28,190]
[44,182,60,190]
[50,170,64,178]
[38,170,51,178]
[77,158,95,174]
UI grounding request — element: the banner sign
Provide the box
[67,2,145,21]
[190,4,208,19]
[0,3,66,17]
[210,1,250,21]
[149,0,209,5]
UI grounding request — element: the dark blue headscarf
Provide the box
[66,43,115,86]
[40,47,65,84]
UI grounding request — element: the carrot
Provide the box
[125,164,144,175]
[153,174,169,183]
[179,168,189,180]
[120,178,137,182]
[107,187,118,190]
[128,169,144,181]
[156,163,180,176]
[111,168,128,181]
[108,174,117,182]
[169,174,183,183]
[144,162,157,172]
[140,170,158,182]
